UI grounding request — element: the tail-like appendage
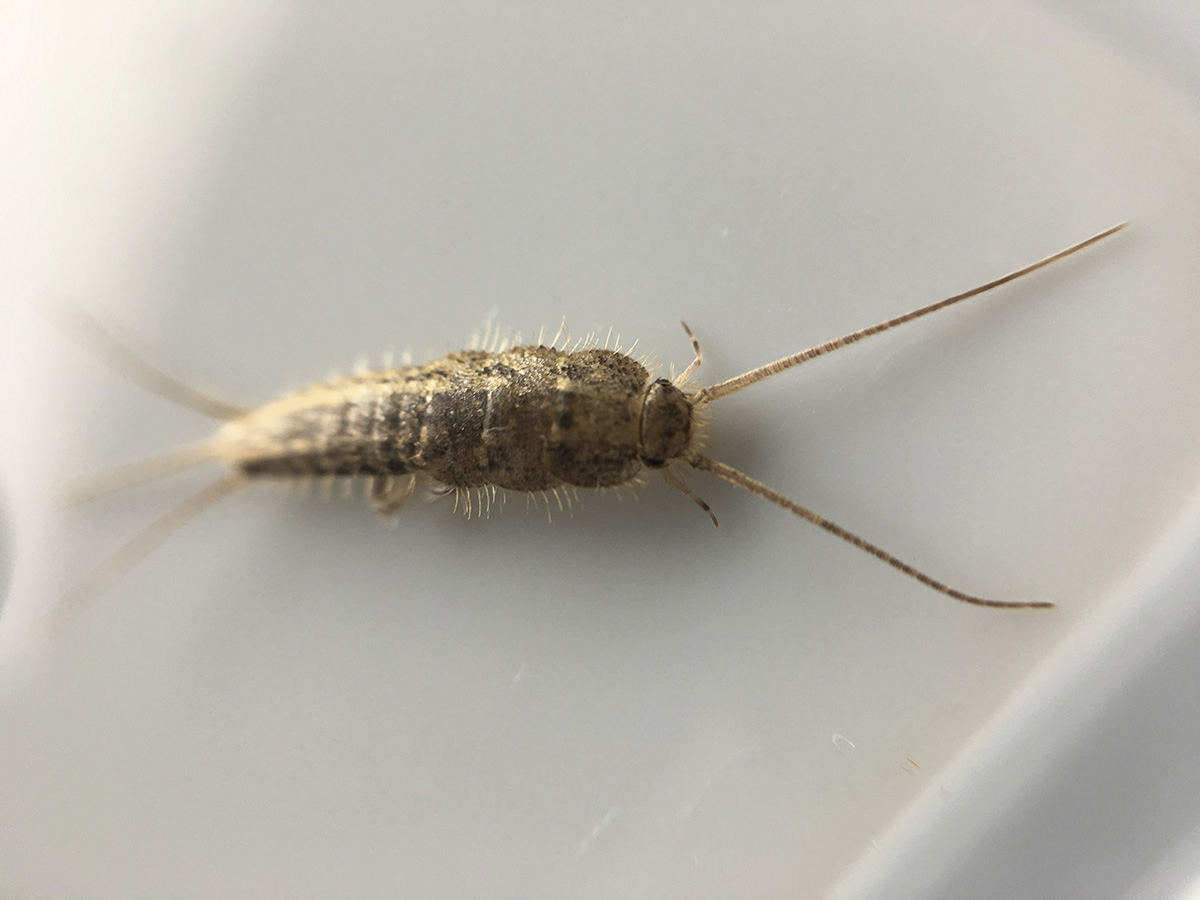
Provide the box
[49,301,247,420]
[37,475,247,642]
[59,442,225,506]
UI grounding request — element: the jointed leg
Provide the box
[371,472,417,515]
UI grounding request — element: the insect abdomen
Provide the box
[219,345,653,492]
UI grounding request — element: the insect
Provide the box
[43,223,1127,638]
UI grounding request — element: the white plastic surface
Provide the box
[1,3,1198,898]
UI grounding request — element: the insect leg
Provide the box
[690,455,1052,609]
[374,472,417,513]
[38,475,247,642]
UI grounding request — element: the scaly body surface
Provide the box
[219,345,693,502]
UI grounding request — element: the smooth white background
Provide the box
[1,3,1198,898]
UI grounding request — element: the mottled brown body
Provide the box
[218,345,692,494]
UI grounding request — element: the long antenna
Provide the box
[697,222,1128,403]
[691,455,1052,609]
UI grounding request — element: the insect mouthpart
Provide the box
[638,378,694,468]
